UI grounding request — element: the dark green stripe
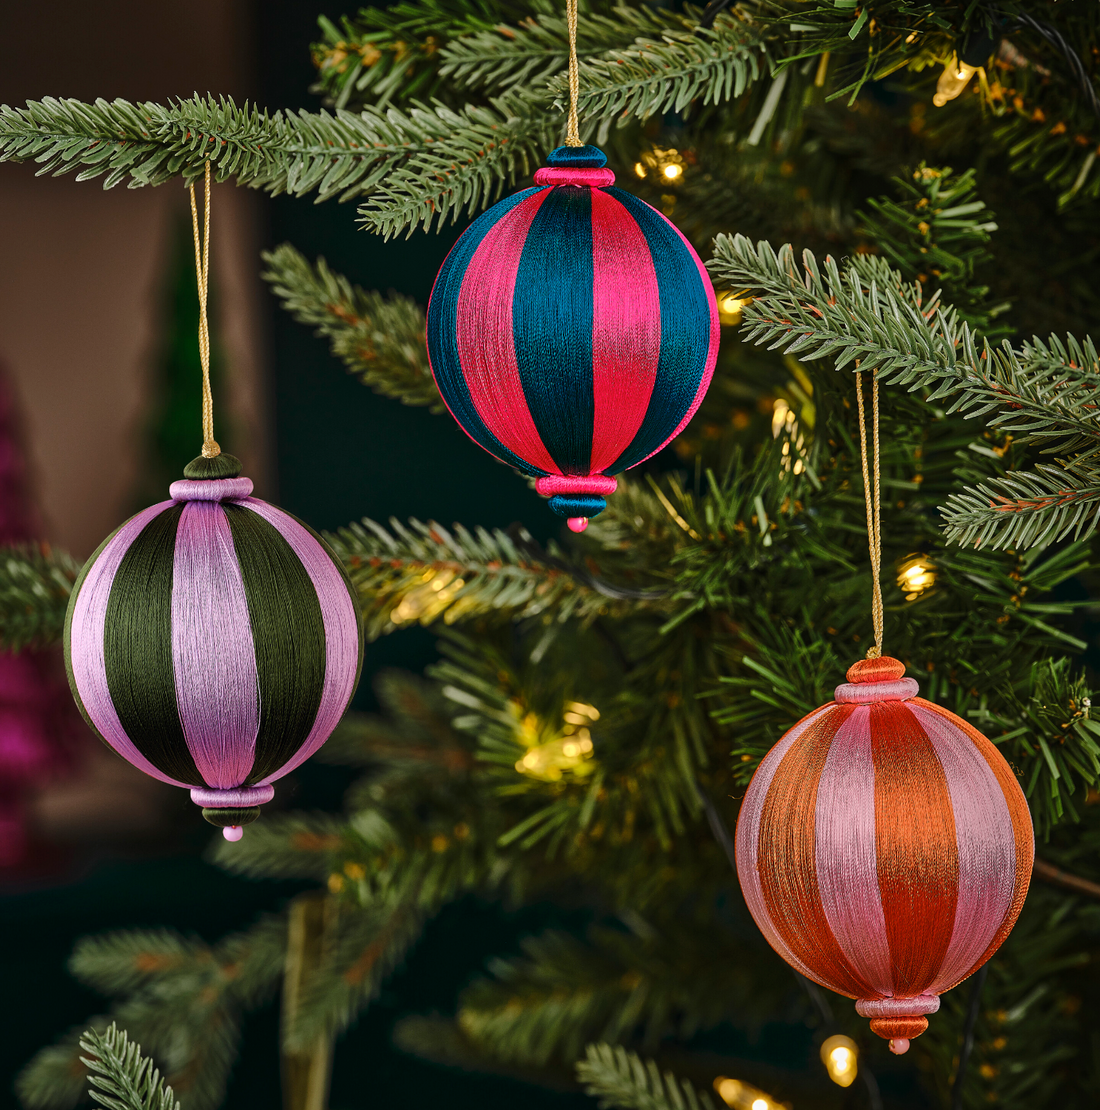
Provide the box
[222,504,327,782]
[103,504,201,783]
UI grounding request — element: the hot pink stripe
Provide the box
[68,502,185,786]
[240,499,360,781]
[588,190,662,472]
[910,704,1017,989]
[630,212,720,467]
[815,706,894,994]
[171,501,260,788]
[735,704,836,984]
[455,190,559,474]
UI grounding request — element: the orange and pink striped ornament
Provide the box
[735,655,1033,1054]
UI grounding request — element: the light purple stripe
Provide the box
[815,706,894,994]
[735,704,836,984]
[68,501,184,785]
[239,498,360,781]
[172,501,260,788]
[910,704,1017,989]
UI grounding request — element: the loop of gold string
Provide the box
[565,0,581,146]
[855,371,883,658]
[189,161,220,459]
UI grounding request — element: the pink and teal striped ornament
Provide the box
[426,145,719,531]
[63,455,363,839]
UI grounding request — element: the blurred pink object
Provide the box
[0,366,78,867]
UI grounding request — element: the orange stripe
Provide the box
[872,702,958,995]
[758,703,872,998]
[912,699,1033,987]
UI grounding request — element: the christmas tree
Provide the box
[4,2,1100,1108]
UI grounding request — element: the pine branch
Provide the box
[438,5,687,95]
[709,234,1100,549]
[78,1026,179,1110]
[455,923,762,1066]
[356,91,554,238]
[16,1020,107,1110]
[324,517,637,640]
[311,0,516,109]
[0,93,550,231]
[261,244,440,410]
[548,10,767,122]
[208,813,349,880]
[283,896,425,1051]
[577,1044,718,1110]
[969,655,1100,836]
[69,932,203,998]
[0,543,79,650]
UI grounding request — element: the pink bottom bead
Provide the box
[889,1039,910,1055]
[567,517,589,533]
[222,826,244,842]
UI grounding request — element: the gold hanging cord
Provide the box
[855,370,883,658]
[189,161,221,459]
[565,0,582,146]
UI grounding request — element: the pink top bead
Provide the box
[533,166,616,187]
[169,477,254,502]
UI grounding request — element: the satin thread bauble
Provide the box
[63,454,364,836]
[426,144,719,530]
[735,657,1033,1051]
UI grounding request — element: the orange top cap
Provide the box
[846,656,906,684]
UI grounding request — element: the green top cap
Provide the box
[183,453,243,480]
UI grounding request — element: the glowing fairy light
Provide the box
[662,162,682,180]
[713,1077,784,1110]
[820,1034,859,1087]
[513,701,598,780]
[718,291,751,326]
[933,55,979,106]
[897,554,936,601]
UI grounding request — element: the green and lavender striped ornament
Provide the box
[63,453,364,840]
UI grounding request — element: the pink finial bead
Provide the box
[222,826,243,842]
[567,517,589,533]
[889,1039,910,1055]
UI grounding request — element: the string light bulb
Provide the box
[713,1077,785,1110]
[932,54,979,106]
[896,554,936,601]
[820,1034,859,1088]
[718,291,751,326]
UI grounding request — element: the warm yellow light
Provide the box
[715,1079,743,1105]
[634,162,647,178]
[718,292,750,326]
[751,1101,768,1110]
[820,1034,859,1088]
[932,55,978,106]
[896,554,936,601]
[662,162,682,180]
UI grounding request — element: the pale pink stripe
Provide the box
[68,502,185,786]
[172,502,260,788]
[455,191,559,474]
[910,704,1017,989]
[588,190,662,472]
[240,500,360,781]
[815,706,894,994]
[629,210,720,467]
[835,678,919,703]
[735,704,837,984]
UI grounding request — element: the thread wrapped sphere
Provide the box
[63,457,363,836]
[426,145,719,530]
[735,656,1033,1054]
